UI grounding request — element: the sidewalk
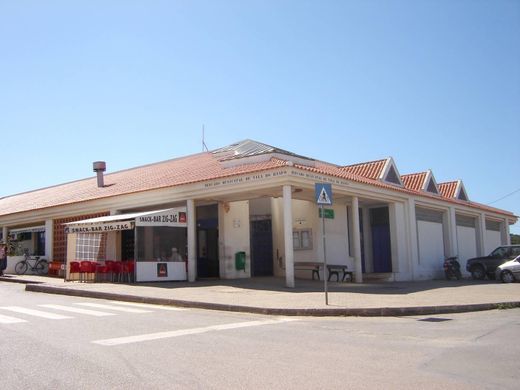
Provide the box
[2,273,520,316]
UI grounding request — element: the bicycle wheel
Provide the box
[36,260,49,275]
[15,261,28,275]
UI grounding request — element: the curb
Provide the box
[0,276,44,285]
[24,283,520,317]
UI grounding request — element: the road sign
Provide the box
[315,183,332,205]
[319,208,335,219]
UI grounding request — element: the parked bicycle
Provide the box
[14,252,48,275]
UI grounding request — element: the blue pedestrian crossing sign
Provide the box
[315,183,333,205]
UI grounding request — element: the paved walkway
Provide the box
[1,273,519,316]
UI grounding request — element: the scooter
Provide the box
[444,256,462,280]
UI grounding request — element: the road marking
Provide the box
[76,302,151,313]
[0,313,28,324]
[0,306,72,320]
[93,318,298,346]
[39,304,116,317]
[109,301,185,311]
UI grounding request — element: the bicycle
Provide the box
[14,252,48,275]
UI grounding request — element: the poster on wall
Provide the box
[157,263,168,277]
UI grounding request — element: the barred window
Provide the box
[75,233,107,261]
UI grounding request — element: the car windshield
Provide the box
[490,248,506,257]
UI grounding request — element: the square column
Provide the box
[351,196,363,283]
[477,213,486,256]
[187,199,197,282]
[406,199,418,280]
[44,220,53,259]
[448,207,458,257]
[283,185,295,288]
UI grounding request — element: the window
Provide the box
[293,229,312,250]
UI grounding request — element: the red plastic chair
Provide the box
[126,260,135,282]
[122,260,135,283]
[105,260,115,281]
[79,261,95,282]
[94,262,109,282]
[69,261,80,281]
[111,262,123,282]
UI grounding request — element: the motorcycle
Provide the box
[444,256,462,280]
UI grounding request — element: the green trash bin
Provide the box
[235,251,246,271]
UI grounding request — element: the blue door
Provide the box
[250,219,273,276]
[370,208,392,273]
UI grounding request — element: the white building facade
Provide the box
[0,140,516,286]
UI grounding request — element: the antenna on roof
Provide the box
[202,125,209,152]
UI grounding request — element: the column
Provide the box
[448,207,458,257]
[2,227,7,243]
[502,219,510,245]
[352,196,363,283]
[406,199,418,279]
[187,199,197,282]
[45,219,53,259]
[283,185,294,288]
[361,207,372,273]
[477,213,486,256]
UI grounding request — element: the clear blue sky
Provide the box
[1,1,519,233]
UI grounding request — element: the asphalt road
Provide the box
[1,282,519,389]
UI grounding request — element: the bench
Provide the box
[294,262,353,282]
[326,265,353,282]
[294,263,321,280]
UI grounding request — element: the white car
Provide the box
[496,255,520,283]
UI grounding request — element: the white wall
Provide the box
[456,226,477,277]
[271,197,351,280]
[416,221,445,279]
[219,200,250,279]
[484,230,501,255]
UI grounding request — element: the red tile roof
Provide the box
[0,141,516,220]
[0,152,288,216]
[438,181,458,198]
[341,159,387,180]
[401,172,427,191]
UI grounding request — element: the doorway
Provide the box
[196,205,219,278]
[370,207,392,273]
[250,219,273,276]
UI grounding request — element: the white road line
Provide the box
[0,306,72,320]
[93,318,298,346]
[39,304,116,317]
[76,302,151,313]
[0,314,28,324]
[109,301,185,311]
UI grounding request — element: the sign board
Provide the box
[318,208,335,219]
[65,221,134,234]
[315,183,332,205]
[135,208,187,227]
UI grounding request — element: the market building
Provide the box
[0,139,516,286]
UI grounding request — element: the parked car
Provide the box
[495,255,520,283]
[466,245,520,280]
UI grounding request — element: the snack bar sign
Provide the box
[65,222,134,234]
[136,209,187,227]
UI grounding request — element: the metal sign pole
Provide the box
[315,183,332,306]
[322,204,328,305]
